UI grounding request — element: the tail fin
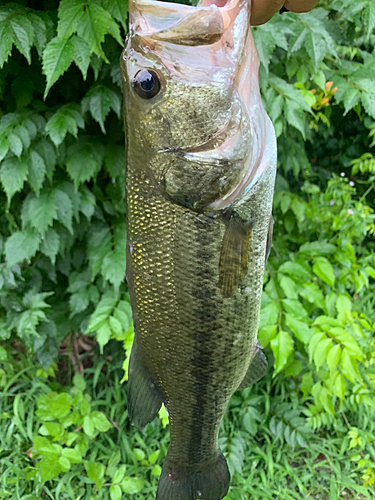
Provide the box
[156,451,230,500]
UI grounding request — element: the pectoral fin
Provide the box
[219,213,254,298]
[238,341,267,390]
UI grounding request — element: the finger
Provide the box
[251,0,284,26]
[284,0,319,13]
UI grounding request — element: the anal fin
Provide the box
[127,339,163,429]
[238,341,267,390]
[219,213,254,298]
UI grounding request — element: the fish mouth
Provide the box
[129,0,243,46]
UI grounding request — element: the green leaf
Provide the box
[326,344,341,372]
[85,461,105,489]
[0,20,13,68]
[76,2,122,61]
[66,139,104,189]
[42,37,74,98]
[279,275,299,299]
[5,229,41,267]
[58,0,85,39]
[22,191,57,235]
[332,373,345,400]
[36,456,61,482]
[28,150,47,197]
[112,465,127,484]
[54,189,73,233]
[8,14,34,64]
[82,85,121,133]
[110,485,122,500]
[45,104,85,147]
[148,450,160,465]
[341,349,361,383]
[58,456,71,470]
[121,477,144,494]
[83,415,96,437]
[102,0,128,28]
[151,464,162,476]
[8,132,23,157]
[91,411,112,432]
[50,393,72,419]
[102,250,126,290]
[40,227,60,264]
[96,321,112,353]
[313,257,335,286]
[0,156,28,201]
[270,330,294,374]
[71,35,91,79]
[278,261,311,278]
[259,301,279,330]
[285,314,312,343]
[61,448,82,463]
[301,372,313,397]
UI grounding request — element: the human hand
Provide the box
[251,0,319,26]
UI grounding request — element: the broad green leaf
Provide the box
[326,344,341,372]
[313,257,335,286]
[102,250,126,290]
[341,349,361,383]
[50,393,72,419]
[279,275,299,299]
[151,464,162,476]
[102,0,128,28]
[83,415,96,437]
[148,450,160,465]
[58,456,71,470]
[121,477,144,494]
[112,465,127,484]
[285,314,312,343]
[5,229,41,267]
[110,485,122,500]
[91,411,112,432]
[259,301,279,330]
[332,373,345,400]
[8,132,23,156]
[96,321,112,353]
[58,0,85,39]
[0,156,28,201]
[40,228,60,264]
[313,337,332,369]
[42,37,74,98]
[270,330,294,374]
[36,456,61,482]
[85,461,105,489]
[82,85,121,133]
[71,35,91,79]
[28,150,46,197]
[54,189,73,233]
[76,2,122,61]
[66,140,104,189]
[22,191,57,235]
[0,20,13,67]
[301,372,313,397]
[45,104,84,147]
[61,448,82,463]
[8,14,34,64]
[278,261,311,278]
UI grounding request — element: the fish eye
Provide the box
[132,69,161,99]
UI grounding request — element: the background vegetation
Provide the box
[0,0,374,498]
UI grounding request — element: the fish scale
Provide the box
[122,0,277,498]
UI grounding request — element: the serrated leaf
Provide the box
[102,250,126,290]
[285,314,312,343]
[0,156,28,202]
[8,132,23,157]
[45,104,84,147]
[313,257,335,286]
[33,139,57,180]
[326,344,341,372]
[28,150,46,196]
[42,37,74,98]
[270,330,294,374]
[82,85,121,133]
[23,191,57,235]
[9,14,34,64]
[54,189,73,233]
[102,0,128,28]
[71,35,91,79]
[66,139,104,189]
[96,321,112,353]
[40,228,60,264]
[76,2,122,62]
[57,0,85,39]
[0,21,13,68]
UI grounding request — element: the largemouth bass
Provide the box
[121,0,277,498]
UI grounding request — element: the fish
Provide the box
[120,0,277,498]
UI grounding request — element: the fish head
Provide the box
[122,0,275,211]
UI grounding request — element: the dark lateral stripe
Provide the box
[187,217,218,463]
